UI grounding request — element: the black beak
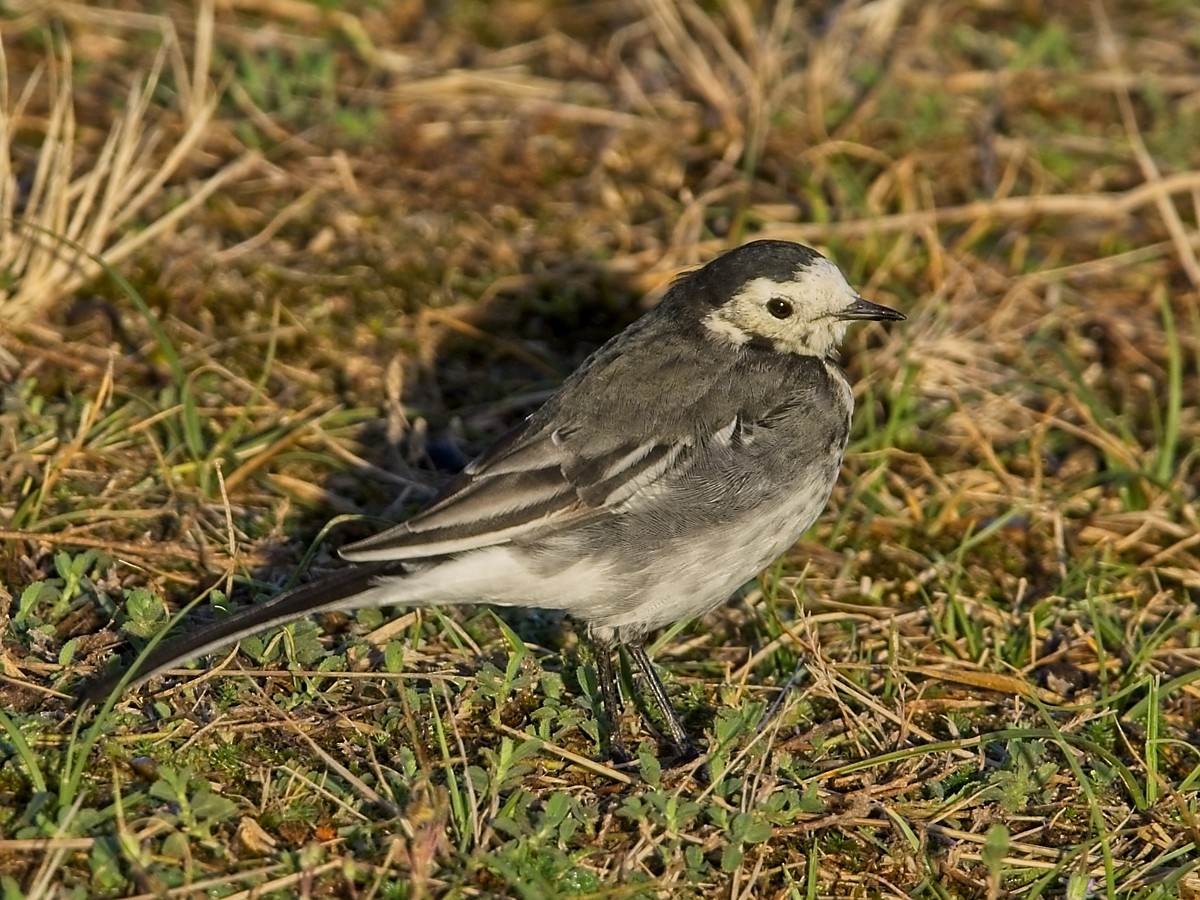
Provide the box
[837,296,906,322]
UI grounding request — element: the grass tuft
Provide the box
[0,1,256,325]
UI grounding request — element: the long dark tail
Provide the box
[79,561,406,708]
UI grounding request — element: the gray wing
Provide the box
[339,416,713,561]
[340,319,755,563]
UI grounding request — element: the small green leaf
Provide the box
[161,831,189,861]
[540,670,564,700]
[467,765,489,793]
[189,790,238,823]
[16,582,55,624]
[720,842,744,873]
[383,641,405,673]
[491,815,521,838]
[981,823,1010,875]
[638,750,662,788]
[286,620,326,665]
[58,637,78,666]
[356,607,384,630]
[122,588,168,638]
[743,819,772,844]
[317,654,347,673]
[708,805,729,829]
[619,797,645,820]
[88,838,124,893]
[68,550,98,577]
[53,551,73,581]
[544,791,569,826]
[150,767,189,804]
[3,874,26,900]
[730,812,752,841]
[560,867,599,894]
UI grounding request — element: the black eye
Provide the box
[767,297,793,319]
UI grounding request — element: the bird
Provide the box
[82,239,904,763]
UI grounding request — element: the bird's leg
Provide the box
[585,635,629,763]
[625,641,703,762]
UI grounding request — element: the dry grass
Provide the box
[1,1,1199,897]
[0,0,256,326]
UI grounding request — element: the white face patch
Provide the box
[704,255,863,356]
[701,312,752,344]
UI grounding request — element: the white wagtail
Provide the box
[83,240,904,762]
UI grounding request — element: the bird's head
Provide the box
[688,240,904,357]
